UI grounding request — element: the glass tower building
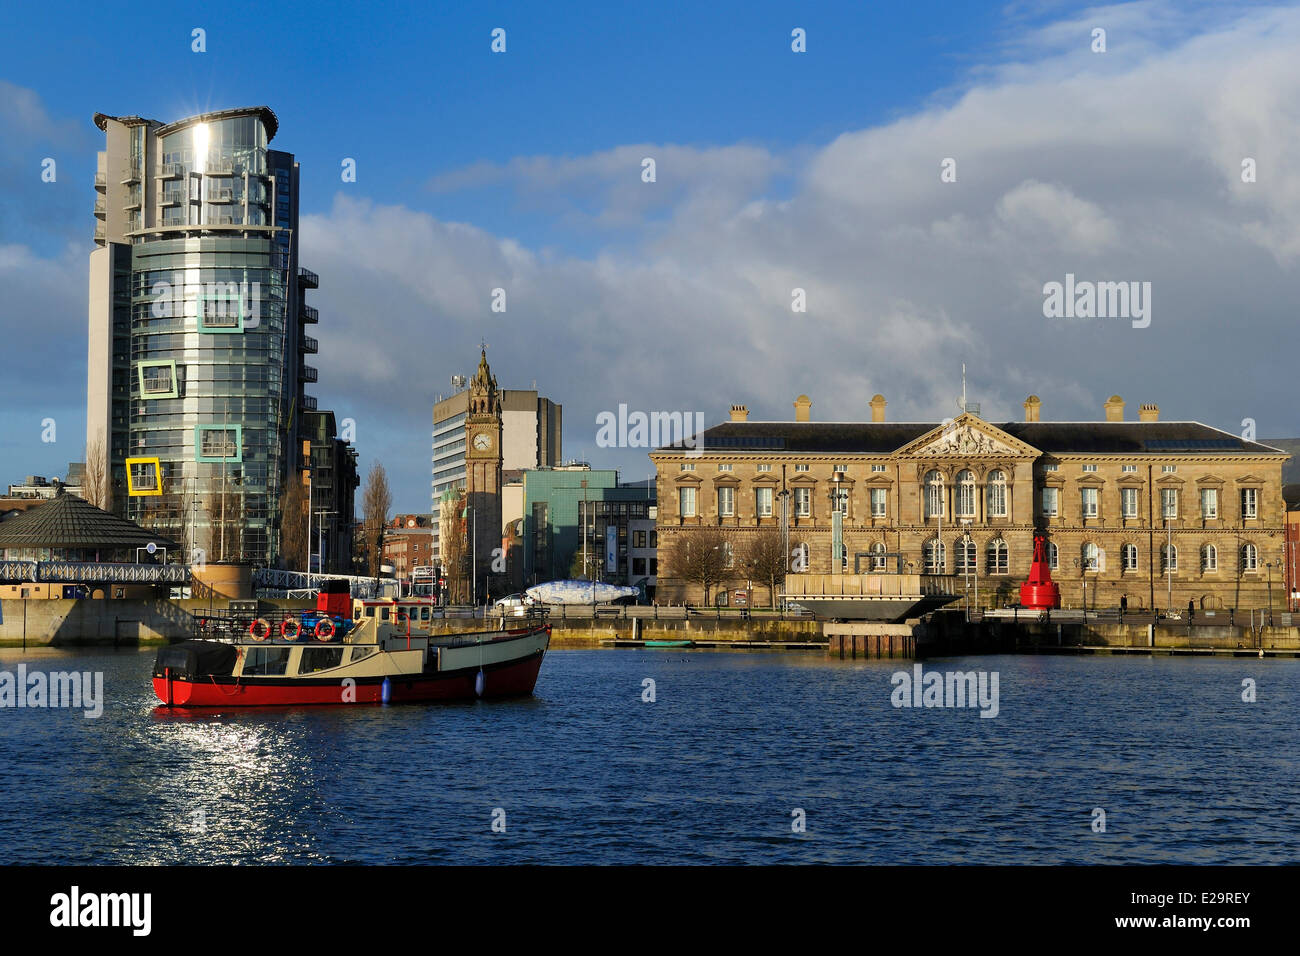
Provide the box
[86,106,341,566]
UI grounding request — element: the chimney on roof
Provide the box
[1104,395,1125,422]
[793,395,812,423]
[729,404,749,422]
[869,394,887,423]
[1139,403,1159,422]
[1023,395,1041,422]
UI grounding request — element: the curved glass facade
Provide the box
[127,235,287,561]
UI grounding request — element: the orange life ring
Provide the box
[281,618,302,641]
[248,618,271,641]
[315,618,336,642]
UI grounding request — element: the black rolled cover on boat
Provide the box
[153,640,239,680]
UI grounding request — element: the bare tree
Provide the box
[209,489,245,562]
[439,488,468,603]
[83,431,110,510]
[279,472,309,570]
[362,462,392,577]
[741,528,788,608]
[665,527,734,605]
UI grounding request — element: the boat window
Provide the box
[381,607,390,621]
[349,646,375,663]
[298,647,344,673]
[420,607,430,621]
[354,607,362,620]
[365,606,375,618]
[242,647,292,676]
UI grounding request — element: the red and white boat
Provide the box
[152,583,550,708]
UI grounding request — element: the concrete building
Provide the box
[381,514,435,582]
[650,394,1290,613]
[7,469,84,499]
[85,106,355,567]
[301,409,360,573]
[431,370,560,560]
[520,467,656,587]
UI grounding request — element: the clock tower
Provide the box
[465,347,502,599]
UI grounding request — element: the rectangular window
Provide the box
[717,463,733,472]
[794,464,809,473]
[195,424,241,462]
[1161,488,1177,519]
[717,486,734,517]
[242,647,292,676]
[298,647,345,674]
[679,463,695,472]
[871,464,887,473]
[1041,487,1059,517]
[833,464,848,473]
[1162,465,1177,473]
[1200,488,1218,519]
[1121,464,1137,473]
[137,360,179,398]
[1082,464,1097,472]
[1121,487,1138,518]
[1240,488,1257,519]
[756,464,772,472]
[1042,463,1059,472]
[870,487,887,518]
[986,480,1007,517]
[678,487,696,518]
[831,487,848,514]
[794,487,811,517]
[633,530,647,548]
[128,460,159,493]
[1122,544,1138,571]
[1081,487,1098,518]
[756,487,773,517]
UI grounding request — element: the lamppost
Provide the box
[1265,559,1276,626]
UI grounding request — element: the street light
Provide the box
[1265,559,1277,625]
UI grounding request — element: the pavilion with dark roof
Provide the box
[0,489,178,562]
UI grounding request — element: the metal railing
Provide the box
[0,561,189,584]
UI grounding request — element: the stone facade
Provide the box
[649,395,1290,612]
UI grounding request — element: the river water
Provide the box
[1,647,1296,864]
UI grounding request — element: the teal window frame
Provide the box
[196,285,247,333]
[195,424,243,462]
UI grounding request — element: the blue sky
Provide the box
[2,0,1298,512]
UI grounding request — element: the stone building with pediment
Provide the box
[648,393,1290,612]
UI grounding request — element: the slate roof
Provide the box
[0,492,179,550]
[656,420,1290,457]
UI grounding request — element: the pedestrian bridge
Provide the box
[0,560,190,585]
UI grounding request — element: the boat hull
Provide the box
[153,644,546,708]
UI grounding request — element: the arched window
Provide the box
[870,541,888,572]
[956,470,976,518]
[1241,543,1258,571]
[955,536,976,573]
[1121,543,1138,571]
[924,470,944,519]
[1201,544,1217,572]
[923,537,946,573]
[1048,540,1059,570]
[986,537,1008,574]
[1161,544,1178,573]
[1082,542,1100,572]
[986,470,1007,517]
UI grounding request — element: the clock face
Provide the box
[473,433,492,451]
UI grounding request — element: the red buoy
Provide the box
[1019,534,1061,610]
